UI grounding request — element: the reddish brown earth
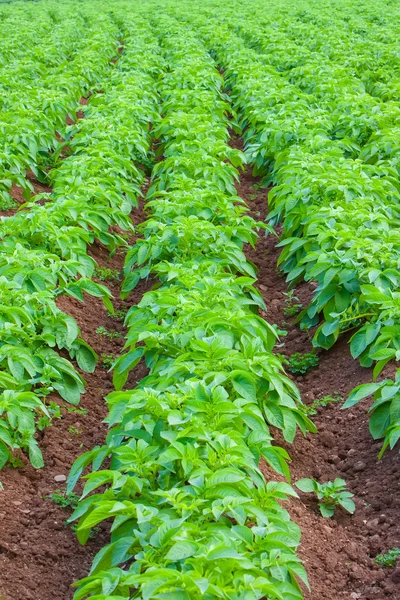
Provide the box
[237,159,400,600]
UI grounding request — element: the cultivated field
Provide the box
[0,0,399,599]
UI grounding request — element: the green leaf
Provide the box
[0,441,10,469]
[319,503,334,518]
[165,541,197,561]
[76,342,97,373]
[295,478,316,493]
[339,498,356,514]
[231,372,257,401]
[342,383,383,409]
[28,439,44,469]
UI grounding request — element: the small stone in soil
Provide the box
[353,461,367,472]
[391,568,400,584]
[319,431,336,448]
[54,474,67,483]
[366,518,380,531]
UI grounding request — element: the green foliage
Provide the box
[186,0,400,376]
[49,489,80,510]
[283,291,303,317]
[68,13,313,600]
[285,352,319,375]
[295,478,356,518]
[0,1,155,468]
[302,393,343,416]
[93,267,121,282]
[343,370,400,457]
[375,548,400,568]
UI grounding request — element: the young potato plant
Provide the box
[69,14,313,600]
[295,478,356,518]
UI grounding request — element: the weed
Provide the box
[107,308,128,320]
[37,401,62,431]
[375,548,400,568]
[285,352,319,375]
[49,489,79,510]
[94,266,121,282]
[68,425,82,436]
[96,326,123,340]
[101,353,116,370]
[67,406,88,416]
[283,290,303,317]
[301,393,343,416]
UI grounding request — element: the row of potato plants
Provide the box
[0,2,116,206]
[229,1,400,457]
[241,0,400,102]
[173,5,400,457]
[182,5,400,368]
[68,12,313,600]
[0,7,154,468]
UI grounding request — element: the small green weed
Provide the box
[67,406,88,416]
[101,353,116,370]
[286,352,319,375]
[94,266,121,282]
[68,425,82,436]
[96,326,123,340]
[37,401,62,431]
[107,308,128,321]
[49,489,79,510]
[375,548,400,568]
[302,393,343,416]
[283,290,303,317]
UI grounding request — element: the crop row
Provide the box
[177,7,400,369]
[0,9,155,469]
[0,3,118,206]
[68,12,313,600]
[165,5,400,456]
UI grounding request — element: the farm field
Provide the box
[0,0,399,599]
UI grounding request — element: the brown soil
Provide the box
[236,153,400,600]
